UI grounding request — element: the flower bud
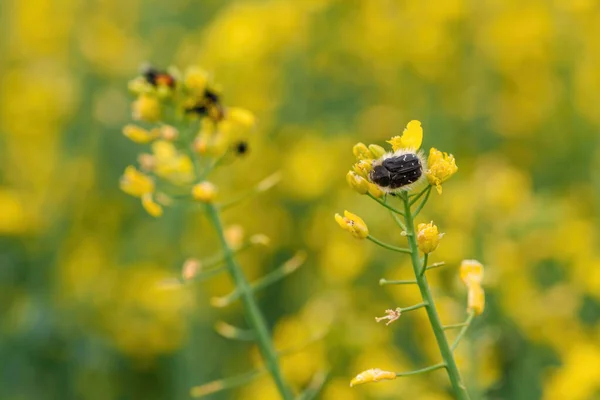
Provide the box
[352,142,373,160]
[353,160,373,178]
[182,258,201,281]
[227,107,256,129]
[346,171,370,194]
[123,124,159,144]
[120,166,155,197]
[467,284,485,315]
[368,144,386,158]
[350,368,396,387]
[367,182,385,198]
[334,210,369,239]
[225,225,244,250]
[416,221,444,254]
[426,147,458,194]
[132,94,161,123]
[141,193,163,217]
[184,67,209,94]
[460,259,484,286]
[160,125,179,141]
[192,181,218,202]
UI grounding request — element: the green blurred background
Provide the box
[1,0,600,399]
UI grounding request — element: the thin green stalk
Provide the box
[396,362,446,378]
[409,185,430,206]
[367,193,404,216]
[379,279,417,286]
[412,186,432,217]
[443,322,469,330]
[400,192,470,400]
[367,235,411,254]
[401,302,427,313]
[451,311,475,351]
[205,203,294,400]
[420,253,429,276]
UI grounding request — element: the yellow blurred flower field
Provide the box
[1,0,600,399]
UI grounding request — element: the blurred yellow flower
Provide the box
[141,193,163,217]
[467,284,485,315]
[346,171,370,194]
[426,147,458,194]
[122,124,159,144]
[152,141,195,185]
[192,181,218,202]
[387,120,423,151]
[184,67,209,94]
[334,210,369,239]
[460,259,484,286]
[416,221,444,254]
[350,368,396,387]
[132,94,161,122]
[119,166,154,197]
[227,107,256,130]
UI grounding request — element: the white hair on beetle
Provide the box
[370,148,428,193]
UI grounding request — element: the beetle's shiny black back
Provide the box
[370,153,422,189]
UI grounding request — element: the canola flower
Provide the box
[338,120,483,400]
[119,65,321,400]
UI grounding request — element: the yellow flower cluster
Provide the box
[119,65,256,217]
[345,120,458,196]
[460,259,485,315]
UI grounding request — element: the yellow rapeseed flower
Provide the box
[122,124,159,144]
[387,120,423,151]
[346,171,370,195]
[350,368,396,387]
[416,221,444,254]
[152,141,195,185]
[226,107,256,130]
[141,193,163,217]
[132,94,161,123]
[119,166,155,197]
[334,210,369,239]
[426,147,458,194]
[367,182,385,198]
[460,259,484,286]
[184,67,209,94]
[467,284,485,315]
[192,181,218,202]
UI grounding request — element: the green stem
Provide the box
[205,203,294,400]
[400,192,470,400]
[367,193,404,216]
[412,186,432,218]
[420,253,429,276]
[401,302,427,313]
[451,311,475,351]
[379,279,417,286]
[367,235,411,254]
[409,185,431,206]
[396,362,446,378]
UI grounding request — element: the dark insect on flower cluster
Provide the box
[141,65,176,88]
[185,87,224,121]
[370,152,423,189]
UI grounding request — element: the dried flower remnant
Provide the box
[375,308,402,326]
